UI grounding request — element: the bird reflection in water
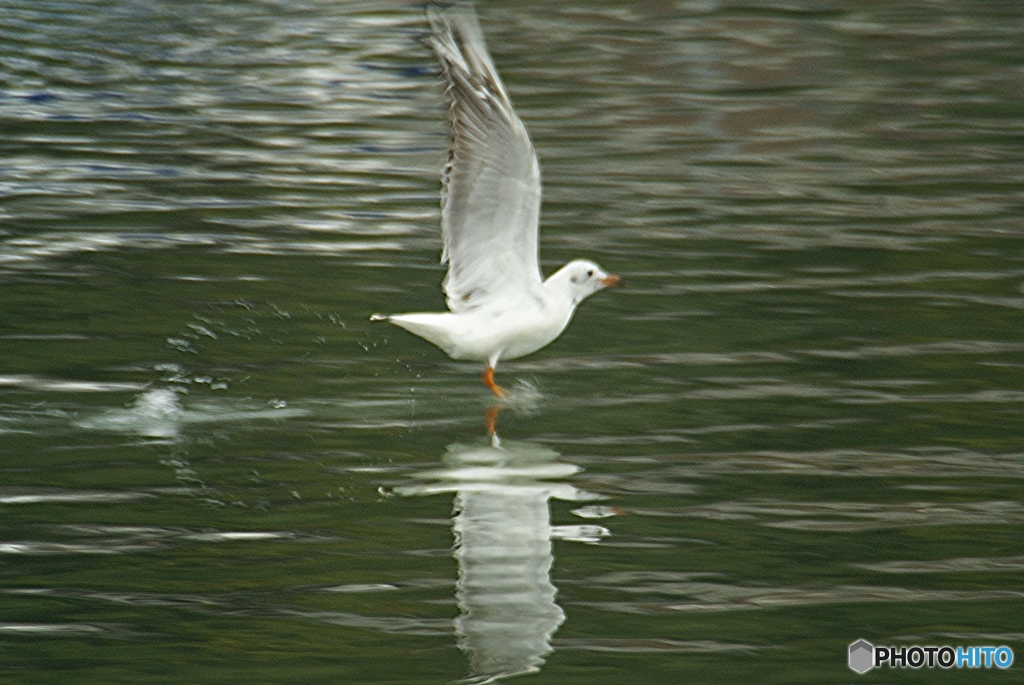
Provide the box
[394,413,607,683]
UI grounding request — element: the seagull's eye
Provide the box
[586,269,594,277]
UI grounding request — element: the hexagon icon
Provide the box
[849,640,874,674]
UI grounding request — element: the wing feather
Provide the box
[425,6,543,313]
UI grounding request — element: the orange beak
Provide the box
[601,274,621,287]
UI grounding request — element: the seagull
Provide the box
[372,5,619,398]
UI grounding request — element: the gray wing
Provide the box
[425,6,544,314]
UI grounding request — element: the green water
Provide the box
[2,1,1023,683]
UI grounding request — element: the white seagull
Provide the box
[372,5,619,398]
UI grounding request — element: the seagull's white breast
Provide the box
[448,295,574,362]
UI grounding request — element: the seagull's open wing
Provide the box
[426,6,544,314]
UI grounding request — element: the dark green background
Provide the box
[2,0,1023,682]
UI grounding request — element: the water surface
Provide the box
[2,1,1023,683]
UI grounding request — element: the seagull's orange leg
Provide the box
[482,366,507,398]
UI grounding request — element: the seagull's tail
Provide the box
[369,313,391,322]
[378,312,460,359]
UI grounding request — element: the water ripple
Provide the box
[645,448,1024,479]
[856,555,1024,574]
[0,489,155,505]
[658,499,1024,531]
[0,622,120,636]
[579,571,1024,613]
[556,638,764,654]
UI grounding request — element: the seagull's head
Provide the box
[556,259,621,305]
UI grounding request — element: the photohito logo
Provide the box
[849,640,1014,673]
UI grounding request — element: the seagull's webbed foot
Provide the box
[481,366,507,398]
